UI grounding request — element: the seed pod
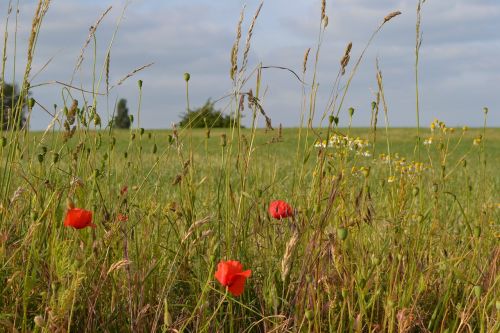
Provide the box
[337,227,348,241]
[52,152,59,163]
[153,144,157,154]
[138,80,143,88]
[129,114,134,123]
[140,128,145,135]
[29,98,36,108]
[40,146,47,154]
[412,187,419,196]
[37,154,44,163]
[305,310,314,321]
[473,226,481,238]
[124,152,128,159]
[473,285,482,299]
[220,134,227,147]
[1,136,6,147]
[328,115,335,124]
[348,107,355,117]
[184,72,191,82]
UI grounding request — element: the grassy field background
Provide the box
[1,126,498,332]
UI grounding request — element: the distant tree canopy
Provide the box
[1,82,26,130]
[113,98,131,129]
[178,99,238,128]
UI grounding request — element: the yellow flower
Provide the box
[387,176,396,183]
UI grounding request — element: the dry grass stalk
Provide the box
[111,62,154,89]
[107,259,131,276]
[281,227,300,282]
[383,11,402,24]
[230,6,245,81]
[340,42,352,75]
[303,48,311,74]
[73,6,112,78]
[321,0,326,20]
[181,216,211,243]
[240,2,263,76]
[105,51,110,93]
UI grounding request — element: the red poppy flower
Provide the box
[269,200,293,219]
[117,213,128,222]
[214,260,251,297]
[120,185,128,196]
[64,208,95,229]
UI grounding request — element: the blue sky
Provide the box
[2,0,499,129]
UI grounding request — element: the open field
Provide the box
[1,127,499,332]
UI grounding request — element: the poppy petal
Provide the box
[228,270,251,296]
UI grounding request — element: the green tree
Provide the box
[113,98,131,129]
[178,99,237,128]
[1,82,26,130]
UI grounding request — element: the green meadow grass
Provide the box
[1,127,498,332]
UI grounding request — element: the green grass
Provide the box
[1,127,499,332]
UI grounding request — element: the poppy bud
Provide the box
[371,101,377,110]
[305,310,314,321]
[220,134,227,147]
[483,107,488,115]
[153,144,158,154]
[148,132,152,139]
[473,285,482,299]
[348,107,355,117]
[473,226,481,238]
[1,136,6,147]
[184,72,190,82]
[40,146,47,154]
[29,98,36,108]
[37,154,44,163]
[412,187,419,196]
[93,113,101,126]
[52,152,59,163]
[337,227,348,240]
[328,115,335,124]
[129,114,134,123]
[131,133,136,140]
[140,128,145,135]
[138,80,143,89]
[124,152,128,159]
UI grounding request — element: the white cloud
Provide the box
[2,0,498,129]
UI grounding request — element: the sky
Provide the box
[2,0,499,130]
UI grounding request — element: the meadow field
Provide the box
[1,0,499,332]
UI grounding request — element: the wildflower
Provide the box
[214,260,251,296]
[387,176,396,183]
[423,137,433,145]
[117,213,128,222]
[64,208,95,229]
[473,136,482,146]
[120,185,128,196]
[269,200,294,219]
